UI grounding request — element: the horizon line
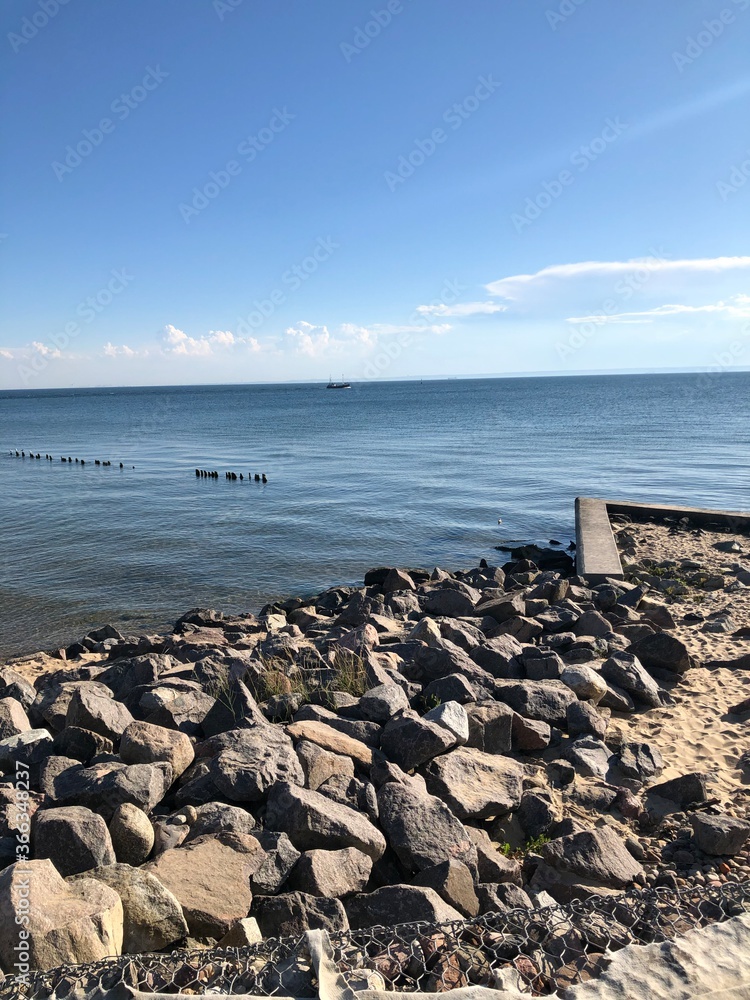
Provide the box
[1,365,748,393]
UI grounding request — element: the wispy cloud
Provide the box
[567,296,750,325]
[416,300,506,318]
[486,255,750,301]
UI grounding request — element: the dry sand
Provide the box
[610,518,750,813]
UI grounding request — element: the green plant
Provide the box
[497,834,551,859]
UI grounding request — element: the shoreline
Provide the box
[0,514,749,979]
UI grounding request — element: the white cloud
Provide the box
[0,349,13,360]
[284,322,337,357]
[103,342,139,358]
[161,325,261,357]
[486,255,750,301]
[567,296,750,325]
[30,341,61,359]
[416,301,507,318]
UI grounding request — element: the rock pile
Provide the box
[0,554,747,974]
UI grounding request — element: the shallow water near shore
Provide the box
[1,372,748,656]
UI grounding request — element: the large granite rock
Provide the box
[377,780,477,874]
[68,863,188,952]
[345,884,463,929]
[287,847,373,898]
[120,721,194,779]
[0,859,123,971]
[493,680,576,725]
[144,832,264,937]
[33,806,116,877]
[265,782,386,860]
[538,827,644,894]
[209,726,304,802]
[600,651,667,708]
[630,632,694,673]
[423,747,524,820]
[109,803,155,866]
[380,712,459,771]
[253,891,349,937]
[44,760,172,821]
[66,686,134,743]
[0,697,32,740]
[691,813,750,856]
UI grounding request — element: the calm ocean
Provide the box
[1,373,748,656]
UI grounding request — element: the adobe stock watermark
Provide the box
[213,0,245,20]
[179,107,295,223]
[546,0,588,31]
[234,237,339,337]
[12,761,33,984]
[511,117,628,234]
[52,67,169,181]
[18,268,134,383]
[384,76,500,192]
[673,0,749,72]
[340,0,416,62]
[716,147,750,201]
[362,278,467,379]
[8,0,71,53]
[554,248,671,361]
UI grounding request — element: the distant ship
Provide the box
[326,374,351,389]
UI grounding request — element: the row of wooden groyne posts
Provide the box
[9,451,123,467]
[8,450,268,482]
[196,469,268,482]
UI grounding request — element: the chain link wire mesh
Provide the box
[3,879,749,998]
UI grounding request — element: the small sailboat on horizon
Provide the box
[326,374,351,389]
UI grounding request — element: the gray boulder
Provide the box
[412,859,479,918]
[380,712,458,770]
[287,847,373,897]
[542,827,643,886]
[649,772,708,807]
[109,803,155,866]
[0,697,31,740]
[376,781,477,874]
[471,635,524,678]
[345,884,462,930]
[66,686,134,743]
[423,700,469,743]
[295,739,354,791]
[566,700,608,739]
[45,760,172,821]
[691,813,750,856]
[265,782,386,860]
[359,684,409,723]
[0,859,122,971]
[423,747,524,820]
[423,585,478,618]
[465,702,513,754]
[251,831,301,895]
[630,632,693,673]
[34,805,116,876]
[120,721,194,779]
[253,891,348,937]
[494,680,576,725]
[144,831,264,937]
[68,863,188,952]
[209,725,304,802]
[600,651,667,708]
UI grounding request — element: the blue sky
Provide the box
[1,0,749,388]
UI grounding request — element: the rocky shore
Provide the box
[0,522,749,980]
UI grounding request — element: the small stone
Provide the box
[109,803,155,866]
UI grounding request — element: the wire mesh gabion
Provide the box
[2,880,749,998]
